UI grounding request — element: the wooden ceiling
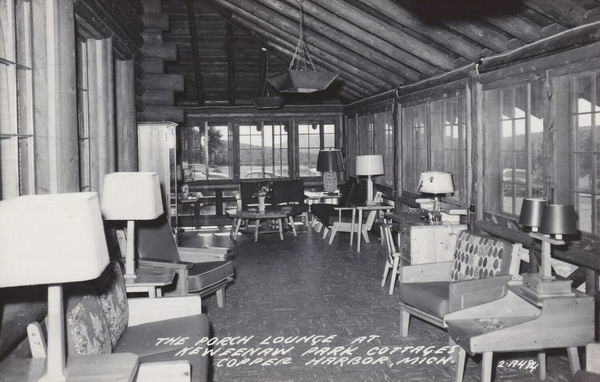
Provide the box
[163,0,600,105]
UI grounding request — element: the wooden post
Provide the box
[224,10,236,105]
[115,59,138,171]
[469,71,485,225]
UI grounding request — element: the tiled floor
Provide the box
[179,226,574,382]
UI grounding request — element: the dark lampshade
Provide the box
[519,198,547,228]
[539,204,578,235]
[317,150,344,172]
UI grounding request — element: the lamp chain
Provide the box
[289,0,316,72]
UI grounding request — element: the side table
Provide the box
[355,204,394,252]
[125,266,176,298]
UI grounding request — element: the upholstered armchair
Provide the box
[397,231,527,337]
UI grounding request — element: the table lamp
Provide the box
[356,154,384,204]
[520,203,578,297]
[0,193,137,381]
[317,149,344,193]
[417,171,454,221]
[518,198,547,232]
[101,172,164,280]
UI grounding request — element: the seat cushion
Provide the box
[187,261,235,292]
[398,282,450,317]
[115,315,209,382]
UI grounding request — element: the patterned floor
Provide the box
[179,226,574,382]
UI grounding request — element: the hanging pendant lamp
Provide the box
[253,52,285,109]
[268,0,338,93]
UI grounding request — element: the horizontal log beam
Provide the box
[138,106,184,122]
[310,0,453,72]
[352,0,482,60]
[142,74,184,91]
[141,43,178,60]
[523,0,600,28]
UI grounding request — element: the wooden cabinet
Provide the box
[138,121,178,228]
[386,212,467,264]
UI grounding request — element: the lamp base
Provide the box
[322,172,337,193]
[1,353,139,382]
[522,273,574,298]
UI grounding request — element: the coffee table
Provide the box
[227,207,297,242]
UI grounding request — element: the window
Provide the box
[383,117,394,187]
[185,123,233,181]
[298,120,336,177]
[484,80,544,215]
[571,73,600,234]
[431,97,467,201]
[367,119,375,154]
[0,0,34,199]
[239,121,288,179]
[402,104,428,191]
[76,38,91,191]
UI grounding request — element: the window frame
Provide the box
[297,119,337,179]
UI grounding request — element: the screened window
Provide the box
[185,123,233,181]
[571,73,600,234]
[403,104,428,191]
[298,120,336,177]
[0,0,34,199]
[76,38,91,191]
[367,120,375,154]
[240,121,288,179]
[484,80,544,215]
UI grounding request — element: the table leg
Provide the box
[229,218,237,238]
[278,218,284,240]
[289,216,297,236]
[350,209,356,246]
[254,219,260,242]
[234,218,242,238]
[357,209,363,252]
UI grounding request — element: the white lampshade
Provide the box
[356,155,384,176]
[0,192,109,287]
[418,171,454,194]
[101,172,164,220]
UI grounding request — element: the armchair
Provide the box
[311,177,367,237]
[397,231,527,337]
[136,215,235,307]
[271,179,310,226]
[328,192,383,245]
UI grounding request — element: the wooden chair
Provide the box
[328,192,382,245]
[380,223,404,295]
[573,343,600,381]
[397,231,527,337]
[135,215,234,307]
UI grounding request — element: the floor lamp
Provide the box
[317,149,344,193]
[356,155,384,204]
[101,172,164,280]
[0,193,139,381]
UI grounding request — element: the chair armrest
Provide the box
[399,261,453,283]
[128,296,203,326]
[136,360,191,382]
[448,275,512,312]
[138,259,192,270]
[178,247,228,263]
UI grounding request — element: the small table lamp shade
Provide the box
[356,155,384,176]
[418,171,454,194]
[519,198,547,230]
[0,192,109,287]
[540,204,578,235]
[101,172,164,220]
[317,150,344,172]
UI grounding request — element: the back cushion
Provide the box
[137,216,180,263]
[450,231,513,282]
[271,180,305,205]
[66,284,112,356]
[347,179,367,206]
[338,178,356,207]
[96,262,129,348]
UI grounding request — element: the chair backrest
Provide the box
[343,178,367,207]
[449,231,523,282]
[271,179,305,205]
[239,180,270,209]
[136,215,181,263]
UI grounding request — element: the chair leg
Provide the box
[455,347,466,382]
[399,308,410,337]
[277,218,284,240]
[362,227,370,244]
[328,227,337,244]
[538,351,546,380]
[254,219,260,242]
[388,257,400,295]
[289,216,297,236]
[481,352,493,382]
[322,226,329,239]
[567,347,581,375]
[216,288,225,308]
[381,263,390,287]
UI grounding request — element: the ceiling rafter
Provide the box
[522,0,600,28]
